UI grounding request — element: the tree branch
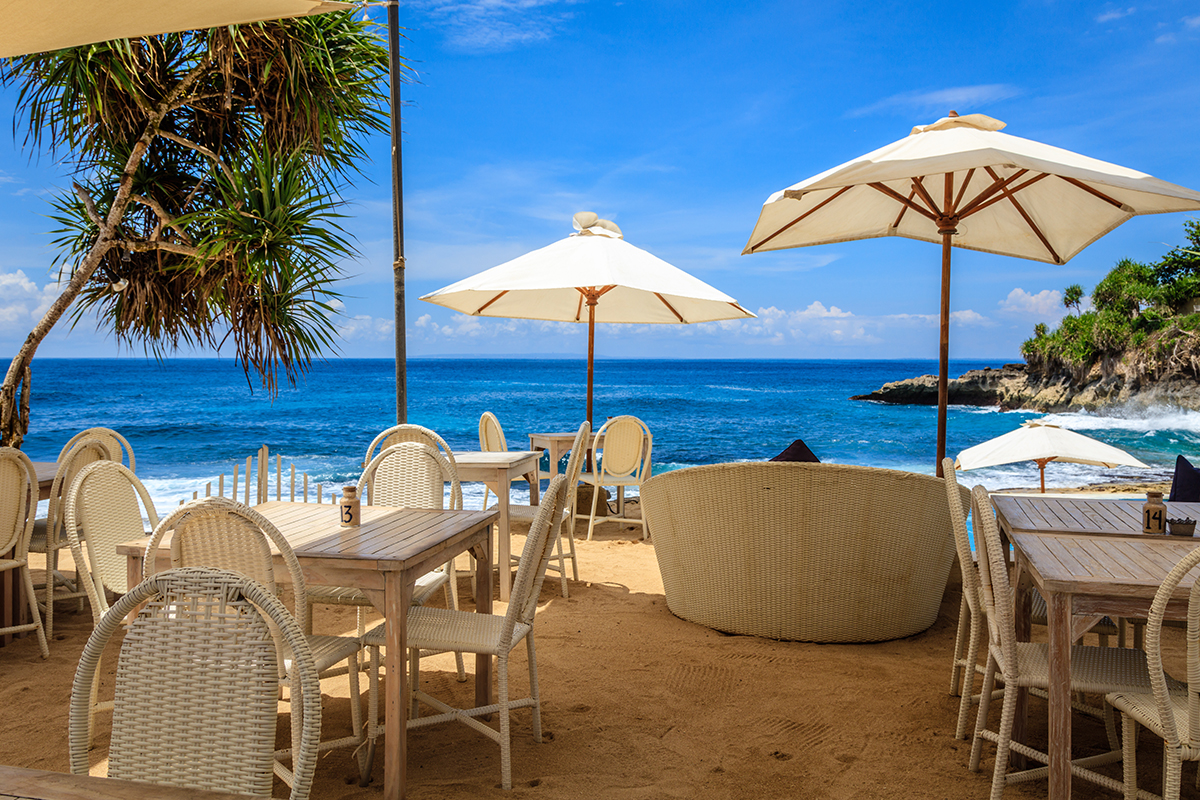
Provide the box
[118,240,201,257]
[157,130,236,184]
[131,194,192,244]
[73,183,103,226]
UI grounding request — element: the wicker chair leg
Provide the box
[566,518,579,582]
[989,671,1020,800]
[970,657,998,773]
[551,530,569,598]
[1165,744,1183,800]
[586,484,600,542]
[951,594,970,696]
[1120,713,1138,800]
[954,611,983,741]
[498,654,512,791]
[21,564,49,658]
[527,633,542,743]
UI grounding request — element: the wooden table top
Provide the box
[453,450,539,468]
[119,502,497,573]
[1009,530,1200,600]
[32,461,56,487]
[0,765,249,800]
[993,494,1200,540]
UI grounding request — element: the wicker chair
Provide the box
[363,475,569,790]
[641,461,956,642]
[942,458,983,740]
[63,460,160,623]
[578,415,651,541]
[29,438,113,641]
[1106,544,1200,800]
[479,411,524,510]
[143,496,369,787]
[968,484,1178,799]
[491,420,589,597]
[0,447,49,658]
[69,567,320,800]
[60,426,135,471]
[307,424,466,634]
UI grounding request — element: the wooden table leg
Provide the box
[1047,591,1073,800]
[497,474,511,602]
[473,529,493,714]
[526,469,540,507]
[1011,562,1032,770]
[383,571,414,800]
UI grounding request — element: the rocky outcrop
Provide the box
[851,363,1200,412]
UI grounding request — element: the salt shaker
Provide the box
[1143,491,1167,535]
[339,485,361,527]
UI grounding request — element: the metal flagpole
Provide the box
[388,0,407,423]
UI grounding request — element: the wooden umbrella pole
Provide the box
[587,302,596,428]
[1034,457,1056,493]
[936,230,953,476]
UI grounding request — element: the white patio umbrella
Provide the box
[954,420,1149,493]
[421,212,756,425]
[743,111,1200,475]
[0,0,349,57]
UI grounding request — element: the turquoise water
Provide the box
[19,357,1200,510]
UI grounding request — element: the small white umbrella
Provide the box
[954,420,1149,493]
[0,0,349,57]
[744,111,1200,475]
[421,212,756,425]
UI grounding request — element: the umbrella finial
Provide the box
[948,109,959,117]
[573,211,599,232]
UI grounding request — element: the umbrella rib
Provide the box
[750,186,853,251]
[956,169,1029,218]
[961,173,1050,217]
[909,175,943,216]
[574,292,584,322]
[952,168,977,212]
[654,293,686,323]
[474,291,508,315]
[868,183,937,221]
[1055,176,1130,211]
[983,166,1063,263]
[891,189,917,229]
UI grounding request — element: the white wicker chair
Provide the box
[1107,544,1200,800]
[143,496,369,787]
[29,437,113,641]
[0,447,49,659]
[364,475,569,790]
[478,411,526,511]
[69,567,320,800]
[578,415,651,541]
[968,484,1179,799]
[63,460,160,623]
[942,458,982,740]
[307,425,466,634]
[60,426,135,471]
[491,420,589,597]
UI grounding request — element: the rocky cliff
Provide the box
[851,363,1200,412]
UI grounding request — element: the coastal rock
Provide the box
[851,363,1200,413]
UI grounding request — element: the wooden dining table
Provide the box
[453,450,540,601]
[992,494,1200,800]
[119,500,498,800]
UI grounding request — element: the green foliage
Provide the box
[1024,221,1200,381]
[0,13,395,393]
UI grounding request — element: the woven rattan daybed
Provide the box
[639,461,957,643]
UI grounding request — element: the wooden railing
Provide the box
[180,445,339,506]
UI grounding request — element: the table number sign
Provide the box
[1143,491,1167,535]
[339,485,361,527]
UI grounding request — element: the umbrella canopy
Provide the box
[954,420,1149,492]
[743,111,1200,475]
[0,0,349,57]
[421,212,756,424]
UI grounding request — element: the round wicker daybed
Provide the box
[639,461,957,643]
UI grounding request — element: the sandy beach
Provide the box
[0,498,1194,799]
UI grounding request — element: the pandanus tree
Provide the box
[0,13,394,447]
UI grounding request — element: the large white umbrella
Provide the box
[422,212,756,425]
[744,111,1200,475]
[954,420,1149,493]
[0,0,349,57]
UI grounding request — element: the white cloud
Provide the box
[337,314,395,342]
[411,0,580,52]
[1096,7,1135,23]
[848,84,1022,118]
[1185,15,1200,28]
[0,271,63,330]
[998,287,1064,317]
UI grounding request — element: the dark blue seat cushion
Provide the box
[1169,454,1200,502]
[769,439,820,463]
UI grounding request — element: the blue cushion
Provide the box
[1169,454,1200,502]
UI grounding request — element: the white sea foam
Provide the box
[1038,407,1200,437]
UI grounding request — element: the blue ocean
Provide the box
[18,357,1200,511]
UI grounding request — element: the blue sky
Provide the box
[1,0,1199,364]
